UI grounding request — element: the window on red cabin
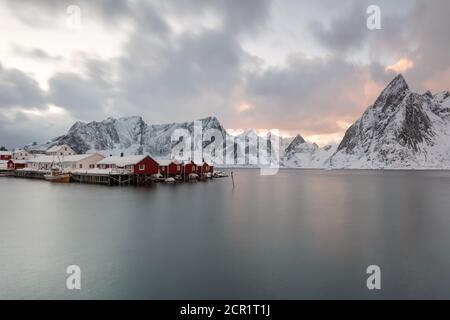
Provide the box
[139,164,145,171]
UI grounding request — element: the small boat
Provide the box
[213,171,229,178]
[164,177,176,183]
[44,168,71,183]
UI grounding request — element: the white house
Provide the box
[26,154,105,171]
[45,144,76,156]
[13,149,29,160]
[27,145,49,155]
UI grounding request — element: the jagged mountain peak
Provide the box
[198,115,219,123]
[104,115,144,125]
[392,73,407,84]
[373,74,409,112]
[424,90,433,98]
[285,134,309,154]
[198,115,225,131]
[386,74,409,93]
[291,134,306,144]
[282,134,336,168]
[331,74,450,169]
[117,115,144,122]
[69,116,145,129]
[434,91,450,103]
[68,120,85,132]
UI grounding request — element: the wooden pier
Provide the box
[71,172,157,186]
[14,170,48,179]
[10,169,220,186]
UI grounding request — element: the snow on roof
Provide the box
[46,146,61,153]
[97,155,148,166]
[12,160,27,164]
[183,160,209,165]
[154,158,182,166]
[0,151,12,156]
[26,155,57,163]
[73,168,162,176]
[46,144,72,152]
[27,154,101,163]
[196,160,211,166]
[0,160,10,164]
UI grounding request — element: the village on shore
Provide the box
[0,144,228,185]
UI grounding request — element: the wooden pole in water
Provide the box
[231,171,235,188]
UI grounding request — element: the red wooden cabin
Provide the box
[183,160,197,174]
[97,155,159,175]
[0,151,12,161]
[196,161,213,175]
[157,159,182,177]
[12,160,27,170]
[134,156,159,175]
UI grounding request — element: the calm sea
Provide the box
[2,169,450,299]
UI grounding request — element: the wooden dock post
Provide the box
[231,171,235,188]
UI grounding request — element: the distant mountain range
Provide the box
[30,116,227,157]
[26,115,335,168]
[24,74,450,169]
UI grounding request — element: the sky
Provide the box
[1,0,450,148]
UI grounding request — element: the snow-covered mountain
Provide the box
[22,74,450,170]
[329,74,450,169]
[230,130,296,165]
[45,116,227,157]
[283,134,337,168]
[27,115,330,167]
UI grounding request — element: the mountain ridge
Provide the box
[25,114,334,167]
[24,74,450,169]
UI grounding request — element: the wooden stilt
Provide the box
[231,171,235,188]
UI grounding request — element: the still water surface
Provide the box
[1,169,450,299]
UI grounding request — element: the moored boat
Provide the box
[213,171,228,178]
[44,168,71,183]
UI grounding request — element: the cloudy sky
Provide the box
[1,0,449,148]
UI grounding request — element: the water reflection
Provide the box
[1,170,450,299]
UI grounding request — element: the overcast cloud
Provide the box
[0,0,449,148]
